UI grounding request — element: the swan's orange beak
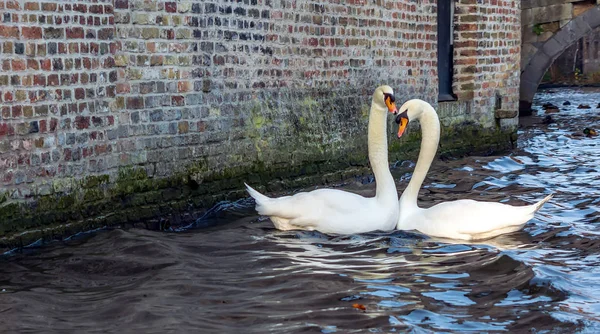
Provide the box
[395,111,409,138]
[385,96,397,114]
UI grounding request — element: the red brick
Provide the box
[0,123,13,137]
[40,59,52,71]
[6,0,20,10]
[73,4,87,13]
[178,81,191,92]
[47,74,60,86]
[27,59,39,70]
[42,2,57,11]
[33,74,46,86]
[127,97,144,109]
[11,59,26,71]
[66,27,84,39]
[95,144,108,154]
[0,25,19,38]
[75,88,85,100]
[165,2,176,13]
[63,148,72,161]
[12,105,22,118]
[21,26,42,39]
[89,5,103,14]
[39,120,47,133]
[74,116,90,129]
[49,118,58,132]
[24,2,39,10]
[171,95,185,106]
[116,83,130,94]
[197,121,206,132]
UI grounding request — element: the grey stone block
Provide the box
[541,36,564,57]
[495,109,518,119]
[581,6,600,29]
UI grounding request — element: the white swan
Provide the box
[394,99,553,241]
[245,85,400,234]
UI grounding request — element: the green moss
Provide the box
[0,191,9,205]
[83,188,104,203]
[388,121,515,161]
[0,203,20,219]
[81,175,109,189]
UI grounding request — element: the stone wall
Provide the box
[583,28,600,75]
[521,0,599,67]
[452,0,521,126]
[0,0,520,250]
[544,26,600,84]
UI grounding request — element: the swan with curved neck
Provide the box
[245,85,400,234]
[394,99,553,241]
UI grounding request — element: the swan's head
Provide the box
[374,85,398,115]
[394,99,432,138]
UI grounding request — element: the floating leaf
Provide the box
[352,303,366,311]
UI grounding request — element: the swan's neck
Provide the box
[368,102,395,202]
[399,105,440,209]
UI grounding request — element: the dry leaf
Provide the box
[352,303,366,311]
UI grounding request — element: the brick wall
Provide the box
[0,0,523,248]
[1,0,445,246]
[110,0,439,177]
[453,0,521,127]
[1,0,117,197]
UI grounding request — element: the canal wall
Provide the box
[0,0,520,249]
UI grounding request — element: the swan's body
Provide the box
[245,85,400,235]
[395,100,553,241]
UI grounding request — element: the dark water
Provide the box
[2,88,600,333]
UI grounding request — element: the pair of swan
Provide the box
[245,86,553,241]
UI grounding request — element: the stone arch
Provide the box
[519,5,600,115]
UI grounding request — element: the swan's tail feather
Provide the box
[531,194,553,213]
[244,183,271,212]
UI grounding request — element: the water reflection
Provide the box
[1,88,600,332]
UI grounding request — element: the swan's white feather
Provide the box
[403,194,553,240]
[245,184,395,234]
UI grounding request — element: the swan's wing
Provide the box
[420,199,534,236]
[256,188,370,221]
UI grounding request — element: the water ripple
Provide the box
[2,87,600,332]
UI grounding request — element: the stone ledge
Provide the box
[495,109,518,119]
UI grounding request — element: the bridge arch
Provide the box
[520,5,600,115]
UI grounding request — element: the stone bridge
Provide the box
[520,0,600,115]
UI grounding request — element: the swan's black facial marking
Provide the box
[383,93,395,103]
[395,110,408,124]
[383,93,397,114]
[395,109,409,138]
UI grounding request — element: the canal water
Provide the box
[2,88,600,333]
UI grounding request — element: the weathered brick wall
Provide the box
[1,0,445,247]
[453,0,521,127]
[0,1,118,196]
[110,0,439,177]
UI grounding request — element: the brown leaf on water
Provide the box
[510,156,524,164]
[352,303,366,311]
